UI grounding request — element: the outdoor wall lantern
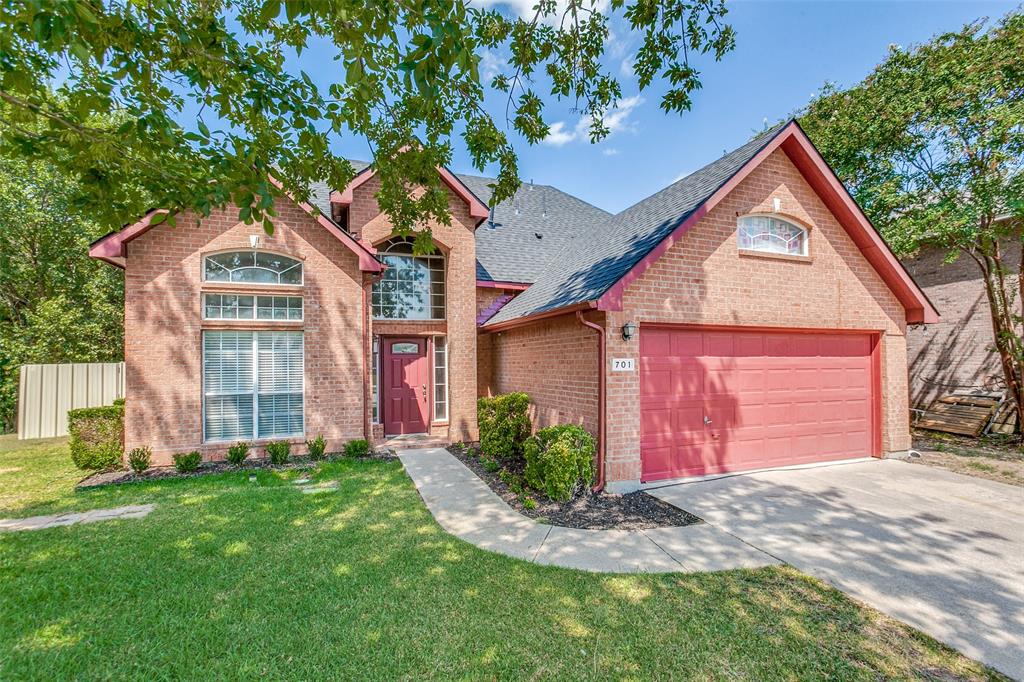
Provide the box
[621,321,637,341]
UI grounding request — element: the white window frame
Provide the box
[202,330,305,442]
[203,250,304,285]
[372,238,445,320]
[737,214,809,257]
[203,293,303,321]
[432,336,448,423]
[371,336,380,424]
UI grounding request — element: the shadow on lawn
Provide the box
[0,459,1004,680]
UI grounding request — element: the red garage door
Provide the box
[640,327,878,482]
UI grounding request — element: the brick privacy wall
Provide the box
[485,312,600,435]
[349,174,479,441]
[902,243,1019,408]
[605,147,910,483]
[123,200,365,466]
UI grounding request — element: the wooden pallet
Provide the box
[916,394,1000,437]
[986,400,1020,436]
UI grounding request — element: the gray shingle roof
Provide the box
[486,122,790,326]
[459,175,610,283]
[308,162,609,285]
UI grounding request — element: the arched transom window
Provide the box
[372,237,445,320]
[737,216,808,256]
[204,251,303,285]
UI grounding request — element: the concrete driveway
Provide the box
[647,459,1024,678]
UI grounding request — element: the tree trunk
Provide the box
[976,244,1024,438]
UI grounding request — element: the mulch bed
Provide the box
[77,450,398,489]
[448,444,701,531]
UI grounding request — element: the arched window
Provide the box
[737,216,808,256]
[204,251,303,285]
[372,237,445,320]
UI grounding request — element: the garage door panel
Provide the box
[640,327,877,482]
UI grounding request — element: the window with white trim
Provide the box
[204,251,303,284]
[433,336,447,422]
[203,294,303,321]
[372,238,445,320]
[737,215,807,256]
[203,330,303,441]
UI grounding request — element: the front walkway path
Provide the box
[0,504,155,532]
[399,448,778,574]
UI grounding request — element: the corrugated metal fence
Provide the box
[17,362,126,439]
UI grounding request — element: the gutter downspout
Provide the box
[576,310,606,493]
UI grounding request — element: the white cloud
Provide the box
[542,121,576,147]
[619,53,635,77]
[602,147,620,156]
[543,95,644,147]
[470,0,610,24]
[479,50,504,81]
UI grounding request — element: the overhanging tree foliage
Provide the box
[0,0,734,249]
[799,11,1024,431]
[0,138,143,431]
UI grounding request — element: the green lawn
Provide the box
[0,435,1005,680]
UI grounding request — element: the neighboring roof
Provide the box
[486,120,939,327]
[460,175,611,283]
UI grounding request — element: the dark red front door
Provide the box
[382,338,429,435]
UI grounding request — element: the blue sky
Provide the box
[318,0,1016,214]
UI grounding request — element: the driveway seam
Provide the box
[531,526,553,561]
[640,529,688,569]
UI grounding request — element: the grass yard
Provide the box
[0,435,1006,680]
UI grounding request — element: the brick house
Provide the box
[91,120,937,491]
[901,231,1019,411]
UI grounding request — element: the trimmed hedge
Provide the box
[306,435,327,460]
[68,404,124,471]
[524,424,596,502]
[266,440,290,465]
[226,442,250,466]
[477,393,531,464]
[173,451,202,473]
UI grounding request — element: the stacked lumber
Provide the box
[916,394,1000,437]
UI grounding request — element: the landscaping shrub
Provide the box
[68,404,124,470]
[127,446,151,473]
[266,440,290,465]
[306,435,326,460]
[477,392,531,464]
[173,451,202,473]
[524,425,596,502]
[226,442,250,466]
[344,439,370,458]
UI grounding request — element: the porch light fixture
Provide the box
[621,321,637,341]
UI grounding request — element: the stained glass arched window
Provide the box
[737,216,808,256]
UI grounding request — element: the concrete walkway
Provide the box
[398,448,777,574]
[0,504,155,532]
[647,460,1024,679]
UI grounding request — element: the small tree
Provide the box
[800,11,1024,431]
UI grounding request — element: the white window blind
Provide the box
[203,331,303,441]
[433,336,447,422]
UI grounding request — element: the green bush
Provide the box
[68,404,124,470]
[266,440,290,465]
[226,442,250,466]
[173,451,202,473]
[344,439,370,458]
[306,435,327,460]
[524,425,596,502]
[127,446,151,473]
[477,393,531,464]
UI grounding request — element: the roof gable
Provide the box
[330,164,489,224]
[485,120,938,328]
[89,177,383,272]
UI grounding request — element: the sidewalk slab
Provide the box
[398,447,778,575]
[0,504,155,532]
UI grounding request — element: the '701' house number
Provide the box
[611,358,635,372]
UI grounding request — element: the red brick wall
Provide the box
[123,200,365,465]
[350,175,480,441]
[603,148,910,483]
[902,243,1018,408]
[484,312,600,435]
